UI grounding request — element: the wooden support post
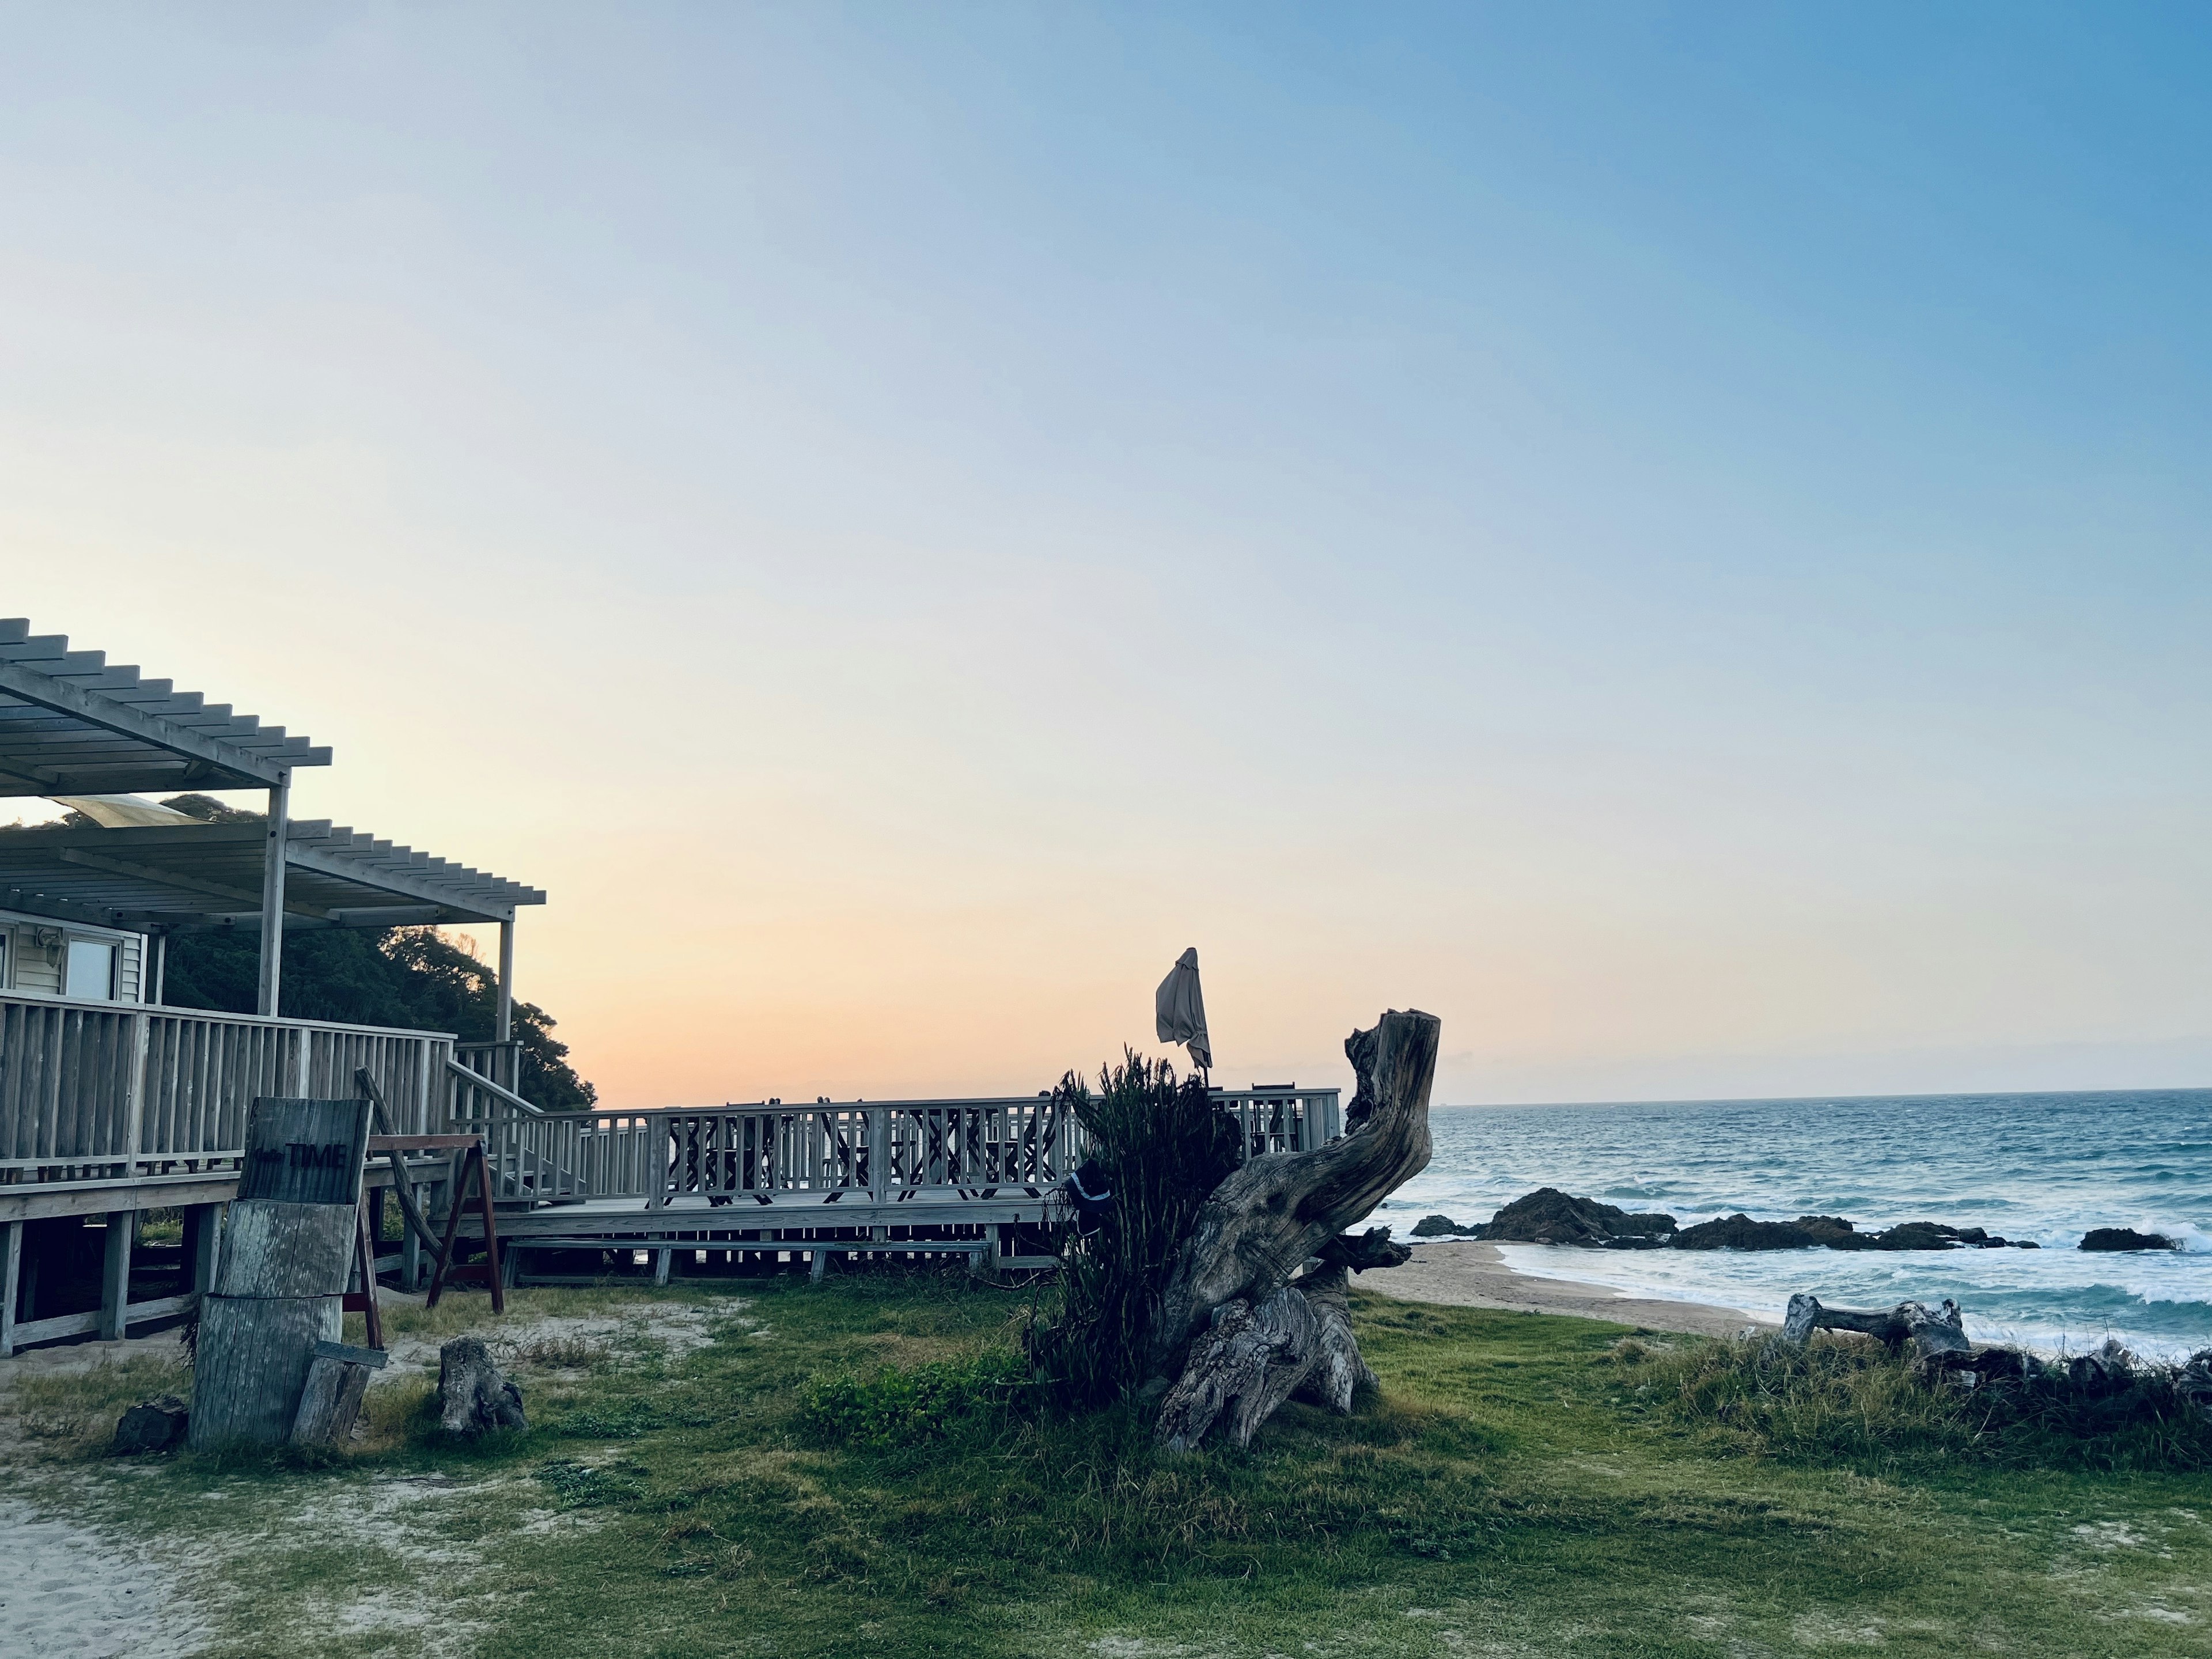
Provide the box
[257,775,290,1017]
[654,1248,672,1286]
[187,1204,221,1297]
[148,930,166,1005]
[810,1245,828,1283]
[400,1182,422,1290]
[424,1145,505,1314]
[351,1199,384,1351]
[474,1146,505,1314]
[99,1209,132,1342]
[495,919,515,1046]
[1,1220,21,1358]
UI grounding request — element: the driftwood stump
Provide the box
[437,1335,528,1435]
[1781,1294,1971,1365]
[1156,1007,1438,1451]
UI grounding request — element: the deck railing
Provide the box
[0,990,454,1188]
[476,1088,1342,1209]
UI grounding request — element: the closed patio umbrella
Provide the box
[1155,947,1213,1074]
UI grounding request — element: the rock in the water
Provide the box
[2080,1227,2179,1252]
[112,1395,189,1455]
[1410,1214,1476,1238]
[1484,1188,1677,1246]
[1672,1213,1826,1251]
[437,1335,528,1436]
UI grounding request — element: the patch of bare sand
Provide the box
[0,1489,209,1659]
[1371,1241,1776,1339]
[375,1296,752,1382]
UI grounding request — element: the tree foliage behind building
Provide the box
[123,794,594,1109]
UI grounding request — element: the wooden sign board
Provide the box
[239,1097,376,1207]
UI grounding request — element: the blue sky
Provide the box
[2,5,2206,1103]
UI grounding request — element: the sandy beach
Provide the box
[1370,1240,1779,1339]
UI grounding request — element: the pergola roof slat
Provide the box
[0,619,334,796]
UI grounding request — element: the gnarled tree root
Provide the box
[1154,1007,1439,1452]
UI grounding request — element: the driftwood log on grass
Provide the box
[1155,1007,1438,1451]
[1781,1293,1972,1364]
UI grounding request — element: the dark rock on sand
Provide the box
[2080,1227,2180,1252]
[1483,1188,1677,1247]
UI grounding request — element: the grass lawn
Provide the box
[7,1272,2209,1657]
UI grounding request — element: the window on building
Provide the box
[65,938,116,1001]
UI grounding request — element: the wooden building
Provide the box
[0,618,543,1353]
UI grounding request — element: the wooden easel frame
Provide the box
[393,1135,506,1313]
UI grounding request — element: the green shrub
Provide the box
[798,1350,1032,1452]
[1028,1051,1243,1408]
[1631,1332,2212,1473]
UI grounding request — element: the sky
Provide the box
[2,4,2207,1108]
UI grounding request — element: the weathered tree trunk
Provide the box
[1781,1294,1971,1364]
[187,1199,352,1448]
[189,1287,344,1446]
[1154,1007,1438,1450]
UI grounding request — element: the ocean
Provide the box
[1375,1089,2211,1360]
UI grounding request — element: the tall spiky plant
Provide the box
[1031,1050,1244,1409]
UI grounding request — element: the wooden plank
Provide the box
[187,1293,340,1447]
[215,1201,358,1297]
[240,1096,372,1206]
[1,1219,20,1357]
[0,1172,240,1225]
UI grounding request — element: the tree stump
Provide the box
[1154,1007,1439,1450]
[437,1335,528,1435]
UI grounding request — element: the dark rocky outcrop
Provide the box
[1672,1213,1828,1251]
[1482,1190,2040,1252]
[112,1395,189,1454]
[1483,1188,1677,1247]
[2080,1227,2180,1252]
[1410,1214,1478,1238]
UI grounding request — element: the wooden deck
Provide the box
[439,1088,1343,1281]
[1,988,1340,1346]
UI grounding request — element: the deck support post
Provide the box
[256,775,290,1018]
[495,919,514,1045]
[809,1244,828,1283]
[185,1203,221,1298]
[149,931,166,1005]
[99,1209,132,1342]
[653,1248,672,1286]
[1,1220,21,1358]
